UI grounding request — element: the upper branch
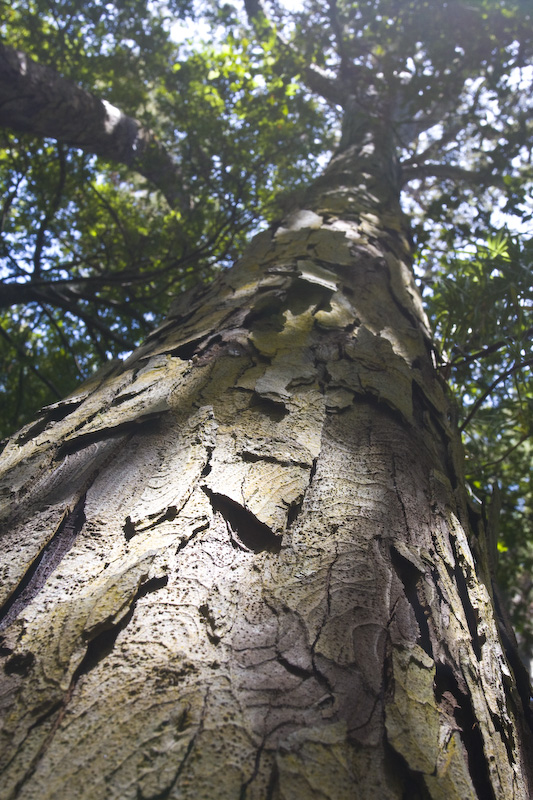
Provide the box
[400,162,505,189]
[243,0,346,107]
[0,43,185,208]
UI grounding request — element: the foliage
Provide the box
[425,230,533,657]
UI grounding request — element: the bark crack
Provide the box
[202,488,282,553]
[448,535,483,662]
[55,412,165,458]
[198,602,221,645]
[238,736,270,800]
[175,516,211,554]
[6,574,168,800]
[308,545,338,701]
[434,663,498,800]
[14,398,85,445]
[0,495,86,631]
[126,419,215,544]
[123,505,178,540]
[286,457,318,530]
[275,654,313,680]
[138,688,209,800]
[389,545,433,659]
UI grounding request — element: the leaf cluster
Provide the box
[425,230,533,659]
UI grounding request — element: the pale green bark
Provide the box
[0,130,532,799]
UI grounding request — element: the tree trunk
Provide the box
[0,123,532,800]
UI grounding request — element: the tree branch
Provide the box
[450,328,533,368]
[243,0,346,107]
[401,161,503,188]
[481,431,530,469]
[0,42,185,208]
[460,357,533,433]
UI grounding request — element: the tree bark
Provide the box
[0,120,532,799]
[0,43,183,208]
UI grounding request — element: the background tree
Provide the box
[0,0,533,797]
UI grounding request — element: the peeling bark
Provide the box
[0,127,532,799]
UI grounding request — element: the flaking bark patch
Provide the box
[0,496,86,631]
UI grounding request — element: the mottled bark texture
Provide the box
[0,43,182,207]
[1,123,532,800]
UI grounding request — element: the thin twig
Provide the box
[460,357,533,432]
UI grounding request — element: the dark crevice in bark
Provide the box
[385,279,421,333]
[265,760,279,800]
[249,392,288,419]
[286,497,303,528]
[434,662,498,800]
[123,506,179,541]
[77,578,168,679]
[0,496,86,631]
[200,448,214,477]
[390,546,433,658]
[55,413,165,457]
[466,501,485,564]
[153,734,198,800]
[410,380,452,467]
[123,516,138,541]
[79,575,169,671]
[276,654,313,680]
[245,296,286,332]
[202,488,282,553]
[296,573,338,701]
[109,388,151,407]
[143,696,206,800]
[198,602,221,645]
[449,538,483,662]
[240,451,311,470]
[286,458,317,530]
[291,266,333,301]
[391,452,412,534]
[410,379,428,430]
[492,585,533,735]
[141,712,197,799]
[350,388,409,431]
[27,700,64,733]
[382,740,432,800]
[348,691,382,738]
[14,398,84,445]
[433,660,467,741]
[3,650,35,676]
[172,334,220,361]
[490,708,520,782]
[400,773,433,800]
[434,660,505,800]
[175,518,210,554]
[238,739,270,800]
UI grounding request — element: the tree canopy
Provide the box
[1,0,532,660]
